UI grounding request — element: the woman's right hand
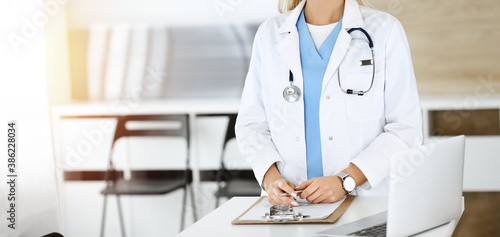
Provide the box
[262,163,299,206]
[266,178,299,206]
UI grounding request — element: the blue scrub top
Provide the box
[296,10,343,179]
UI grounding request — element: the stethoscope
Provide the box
[283,28,375,103]
[283,70,301,102]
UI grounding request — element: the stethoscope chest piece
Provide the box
[283,82,301,103]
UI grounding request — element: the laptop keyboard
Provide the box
[348,223,387,236]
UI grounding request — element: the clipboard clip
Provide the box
[264,205,309,223]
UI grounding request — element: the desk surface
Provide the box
[177,197,460,237]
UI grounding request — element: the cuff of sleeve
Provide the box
[350,133,409,190]
[350,160,374,190]
[253,158,283,189]
[246,146,284,189]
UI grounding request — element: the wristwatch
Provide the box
[336,171,356,194]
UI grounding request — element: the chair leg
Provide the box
[215,183,221,208]
[100,194,108,237]
[180,186,187,232]
[189,184,197,222]
[116,195,126,237]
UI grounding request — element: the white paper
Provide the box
[239,196,346,221]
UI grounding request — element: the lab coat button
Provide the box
[326,95,330,100]
[295,137,300,141]
[296,177,300,181]
[329,136,333,140]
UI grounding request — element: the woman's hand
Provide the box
[266,178,300,206]
[263,163,299,206]
[295,176,346,204]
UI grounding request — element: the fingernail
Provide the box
[291,201,299,206]
[291,192,297,198]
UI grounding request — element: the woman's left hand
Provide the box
[295,176,347,204]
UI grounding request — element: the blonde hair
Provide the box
[278,0,365,13]
[278,0,301,13]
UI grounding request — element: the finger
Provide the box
[267,195,273,204]
[315,189,336,204]
[309,179,334,203]
[280,197,299,206]
[271,191,299,206]
[295,178,313,191]
[268,189,284,205]
[287,181,296,189]
[278,180,297,198]
[270,185,299,206]
[313,194,328,204]
[328,194,343,203]
[306,187,323,203]
[269,189,286,205]
[322,192,342,204]
[301,182,320,200]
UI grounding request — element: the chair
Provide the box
[41,233,64,237]
[100,115,196,237]
[215,114,262,207]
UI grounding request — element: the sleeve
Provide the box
[350,18,423,189]
[235,28,285,188]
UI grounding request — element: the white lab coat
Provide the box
[235,0,422,196]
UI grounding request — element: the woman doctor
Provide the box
[235,0,422,206]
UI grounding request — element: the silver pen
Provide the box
[279,190,304,197]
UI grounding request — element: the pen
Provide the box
[279,190,304,197]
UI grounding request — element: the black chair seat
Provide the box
[216,179,261,197]
[101,178,187,195]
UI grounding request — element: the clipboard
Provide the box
[232,195,356,225]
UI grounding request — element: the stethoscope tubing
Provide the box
[284,27,375,102]
[337,46,375,96]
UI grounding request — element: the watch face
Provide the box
[344,176,356,192]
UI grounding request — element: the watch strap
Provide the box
[336,171,349,180]
[336,171,355,194]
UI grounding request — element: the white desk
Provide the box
[177,197,462,237]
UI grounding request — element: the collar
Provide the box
[276,0,364,35]
[297,9,344,60]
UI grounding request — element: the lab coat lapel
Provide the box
[275,0,306,87]
[321,0,365,94]
[276,31,302,87]
[321,30,351,93]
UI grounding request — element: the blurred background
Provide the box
[0,0,499,236]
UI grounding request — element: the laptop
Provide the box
[317,135,465,237]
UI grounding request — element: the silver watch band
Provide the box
[336,171,355,194]
[336,171,349,180]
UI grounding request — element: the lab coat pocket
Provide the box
[345,71,384,121]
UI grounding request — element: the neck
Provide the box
[304,0,345,25]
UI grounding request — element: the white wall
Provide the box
[66,0,280,29]
[0,0,60,235]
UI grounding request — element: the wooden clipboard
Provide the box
[232,195,355,225]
